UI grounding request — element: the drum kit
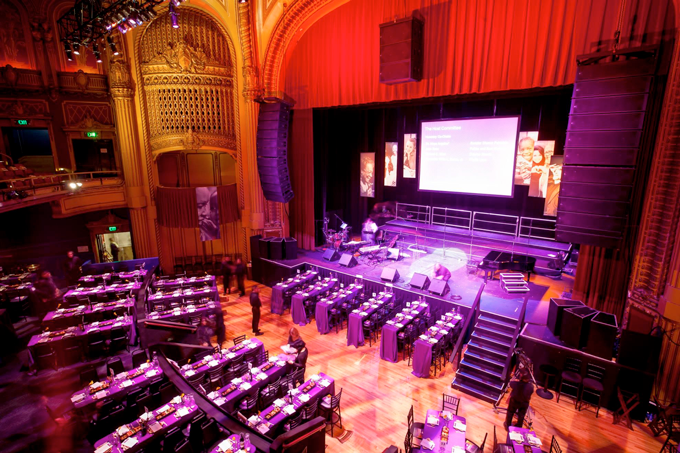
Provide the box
[322,217,351,250]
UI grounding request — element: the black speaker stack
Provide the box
[256,102,294,203]
[379,14,424,84]
[547,298,584,336]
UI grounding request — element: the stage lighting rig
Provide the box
[58,0,186,63]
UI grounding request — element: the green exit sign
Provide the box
[108,226,117,232]
[86,131,98,138]
[17,119,28,125]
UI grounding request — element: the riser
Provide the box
[463,349,506,369]
[463,354,504,374]
[474,325,514,344]
[471,333,513,353]
[467,342,508,362]
[477,316,516,334]
[480,311,519,326]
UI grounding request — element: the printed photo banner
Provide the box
[196,186,220,241]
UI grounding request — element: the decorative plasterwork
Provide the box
[0,98,49,118]
[237,0,263,101]
[62,102,113,127]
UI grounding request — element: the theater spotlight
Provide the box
[106,36,119,55]
[72,42,80,55]
[119,22,129,33]
[63,42,73,61]
[93,44,102,63]
[169,2,179,28]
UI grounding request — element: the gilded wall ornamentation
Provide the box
[62,102,113,126]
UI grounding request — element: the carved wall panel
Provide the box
[62,101,113,126]
[139,9,236,153]
[0,1,33,69]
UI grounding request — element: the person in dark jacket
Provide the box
[504,369,534,429]
[213,303,226,346]
[234,257,246,297]
[62,251,82,286]
[287,327,306,353]
[250,285,263,335]
[197,316,215,347]
[34,269,59,314]
[220,256,233,295]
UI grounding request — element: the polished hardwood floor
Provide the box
[217,277,664,453]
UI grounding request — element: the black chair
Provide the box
[237,389,260,417]
[465,433,487,453]
[301,398,319,421]
[163,426,184,452]
[174,438,191,453]
[61,335,83,366]
[320,388,343,435]
[108,327,129,353]
[188,412,207,452]
[550,435,563,453]
[329,307,345,333]
[285,411,305,432]
[160,381,176,406]
[126,388,145,409]
[404,427,413,453]
[578,363,605,417]
[208,365,226,391]
[442,393,460,415]
[132,349,149,369]
[6,289,30,322]
[493,425,514,453]
[137,392,154,416]
[86,331,106,359]
[149,376,165,395]
[201,418,222,449]
[107,357,125,376]
[362,315,378,347]
[259,387,278,411]
[233,334,246,345]
[406,405,424,450]
[34,343,58,370]
[557,357,582,406]
[80,367,98,386]
[256,350,269,367]
[99,398,118,418]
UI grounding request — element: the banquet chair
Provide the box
[106,290,117,301]
[99,398,118,418]
[97,293,109,303]
[79,367,98,386]
[404,429,414,453]
[256,350,269,367]
[189,314,201,327]
[6,289,30,322]
[407,405,425,449]
[302,399,319,421]
[201,418,223,450]
[244,348,259,366]
[174,438,191,453]
[231,363,248,379]
[125,388,145,415]
[34,343,58,370]
[285,411,305,432]
[292,368,306,387]
[661,415,680,453]
[465,433,487,453]
[188,412,207,451]
[362,315,379,347]
[320,387,343,435]
[493,425,514,453]
[261,377,281,399]
[107,357,125,376]
[208,365,226,390]
[108,326,129,353]
[259,388,278,411]
[137,392,154,416]
[160,381,176,405]
[578,363,605,417]
[163,426,184,453]
[330,307,346,333]
[132,349,149,369]
[549,435,563,453]
[233,334,246,345]
[557,357,582,405]
[430,342,445,375]
[237,388,260,417]
[61,335,83,366]
[442,393,460,415]
[187,372,206,388]
[279,374,295,396]
[219,370,235,388]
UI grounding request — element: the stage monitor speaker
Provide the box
[256,102,294,203]
[387,248,400,260]
[338,253,357,268]
[584,312,618,360]
[560,306,598,350]
[547,298,584,336]
[429,279,448,296]
[269,237,284,260]
[250,235,263,282]
[258,237,274,260]
[379,14,424,84]
[283,237,298,260]
[617,329,663,374]
[322,249,340,262]
[410,273,430,290]
[381,267,400,282]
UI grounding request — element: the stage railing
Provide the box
[472,212,519,237]
[395,202,431,224]
[431,207,472,230]
[519,216,556,241]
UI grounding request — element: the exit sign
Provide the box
[86,131,98,138]
[16,119,28,125]
[108,226,117,231]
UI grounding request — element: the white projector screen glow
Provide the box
[419,117,520,196]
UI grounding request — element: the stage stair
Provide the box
[452,311,519,404]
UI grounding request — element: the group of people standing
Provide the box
[220,256,246,297]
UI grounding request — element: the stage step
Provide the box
[477,314,516,334]
[467,341,508,362]
[463,349,505,372]
[470,331,512,352]
[474,324,514,344]
[452,374,502,405]
[480,310,519,326]
[459,359,503,381]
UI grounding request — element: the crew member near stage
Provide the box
[361,217,378,244]
[62,251,82,286]
[504,369,534,429]
[432,263,451,282]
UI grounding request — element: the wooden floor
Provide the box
[216,278,664,453]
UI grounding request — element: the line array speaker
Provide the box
[379,14,424,84]
[256,102,294,203]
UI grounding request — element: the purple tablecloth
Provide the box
[147,287,218,308]
[0,273,32,285]
[209,434,256,453]
[42,299,134,329]
[270,271,318,315]
[207,357,288,414]
[315,284,362,334]
[147,302,216,323]
[255,373,335,435]
[152,275,215,290]
[413,409,466,453]
[411,315,462,378]
[507,427,542,453]
[64,282,140,300]
[180,338,264,379]
[79,269,147,285]
[70,364,163,410]
[290,278,338,326]
[346,292,393,348]
[379,302,429,363]
[94,398,199,453]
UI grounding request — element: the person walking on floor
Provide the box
[504,369,534,429]
[250,285,263,336]
[234,257,246,297]
[220,256,233,295]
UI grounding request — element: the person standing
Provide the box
[504,369,534,429]
[34,269,59,315]
[213,303,226,347]
[197,316,215,347]
[109,238,120,262]
[221,256,233,295]
[234,257,246,297]
[62,251,82,286]
[250,285,263,336]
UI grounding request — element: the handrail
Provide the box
[449,282,485,368]
[500,295,530,381]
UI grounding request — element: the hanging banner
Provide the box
[384,142,398,187]
[196,186,220,241]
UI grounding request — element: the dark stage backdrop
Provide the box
[313,88,572,241]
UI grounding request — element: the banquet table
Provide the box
[0,273,32,285]
[42,299,134,329]
[379,301,429,363]
[254,373,335,436]
[315,284,363,334]
[70,363,163,410]
[147,286,218,308]
[64,282,140,300]
[270,271,318,315]
[210,434,257,453]
[507,426,543,453]
[79,269,147,286]
[412,409,467,453]
[206,353,289,414]
[346,292,393,348]
[0,282,33,294]
[290,278,338,326]
[411,313,462,378]
[147,301,216,323]
[152,274,215,290]
[94,396,198,453]
[179,338,264,380]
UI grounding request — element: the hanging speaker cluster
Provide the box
[256,102,294,203]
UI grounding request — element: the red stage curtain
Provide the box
[282,0,674,109]
[157,185,240,228]
[217,184,240,224]
[573,245,630,318]
[288,109,316,249]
